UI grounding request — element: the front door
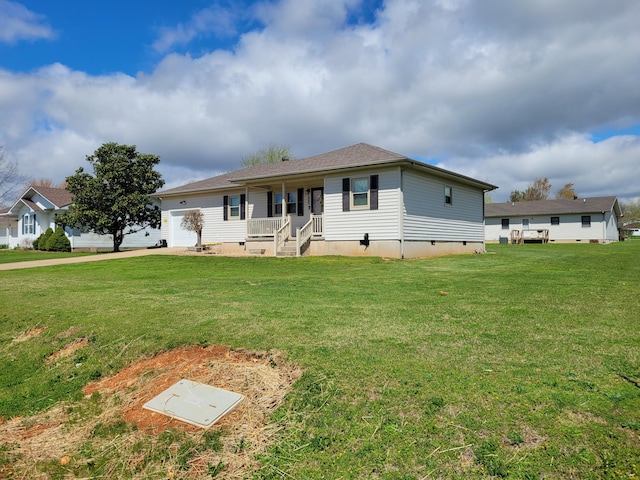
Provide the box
[311,188,324,215]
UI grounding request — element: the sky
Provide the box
[1,0,640,203]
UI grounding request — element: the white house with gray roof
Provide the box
[155,143,497,258]
[485,196,623,244]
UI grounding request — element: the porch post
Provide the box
[281,182,286,218]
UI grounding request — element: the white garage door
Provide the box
[170,211,197,247]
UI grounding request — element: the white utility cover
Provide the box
[143,379,244,428]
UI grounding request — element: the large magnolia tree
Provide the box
[59,143,164,252]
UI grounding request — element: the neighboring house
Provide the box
[0,207,18,247]
[155,143,498,258]
[485,196,623,244]
[0,186,160,250]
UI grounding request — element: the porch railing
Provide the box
[247,217,284,237]
[311,214,323,236]
[274,215,291,255]
[247,215,323,238]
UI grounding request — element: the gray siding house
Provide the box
[485,196,623,244]
[156,143,497,258]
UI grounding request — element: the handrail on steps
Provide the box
[274,215,291,256]
[296,218,314,257]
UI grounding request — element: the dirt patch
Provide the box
[0,345,302,479]
[12,325,46,343]
[46,337,88,364]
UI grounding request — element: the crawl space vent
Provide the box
[143,379,244,428]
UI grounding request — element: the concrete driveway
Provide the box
[0,248,186,271]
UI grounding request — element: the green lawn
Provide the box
[1,243,639,478]
[0,249,93,264]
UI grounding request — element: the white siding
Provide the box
[485,217,512,242]
[485,211,619,242]
[69,227,160,249]
[161,189,254,246]
[403,171,485,242]
[0,216,18,248]
[323,169,401,241]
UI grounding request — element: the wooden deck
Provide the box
[510,229,549,244]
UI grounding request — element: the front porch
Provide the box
[246,214,324,256]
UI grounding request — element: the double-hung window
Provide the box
[286,192,297,214]
[229,196,240,219]
[22,213,35,235]
[581,215,591,227]
[501,218,509,230]
[551,216,560,225]
[223,194,246,221]
[274,192,298,215]
[268,189,304,217]
[444,186,453,206]
[342,175,379,211]
[352,178,370,209]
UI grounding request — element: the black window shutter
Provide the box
[223,195,228,221]
[240,194,246,220]
[342,178,350,212]
[267,191,273,218]
[297,188,304,216]
[370,175,379,210]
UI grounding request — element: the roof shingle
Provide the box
[485,197,620,217]
[158,143,495,196]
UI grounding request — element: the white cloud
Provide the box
[0,0,54,43]
[152,4,240,53]
[1,0,639,202]
[441,134,640,201]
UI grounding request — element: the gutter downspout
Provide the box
[399,166,406,259]
[483,192,487,251]
[245,186,249,252]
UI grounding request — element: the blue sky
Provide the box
[1,0,639,203]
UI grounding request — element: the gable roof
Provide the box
[157,143,497,197]
[7,186,74,214]
[485,197,622,217]
[32,186,74,208]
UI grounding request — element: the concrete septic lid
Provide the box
[143,379,244,429]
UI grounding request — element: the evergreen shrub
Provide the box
[45,226,71,252]
[38,228,54,251]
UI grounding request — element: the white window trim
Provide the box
[444,186,453,206]
[228,195,241,220]
[23,213,35,235]
[275,191,298,215]
[351,177,370,210]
